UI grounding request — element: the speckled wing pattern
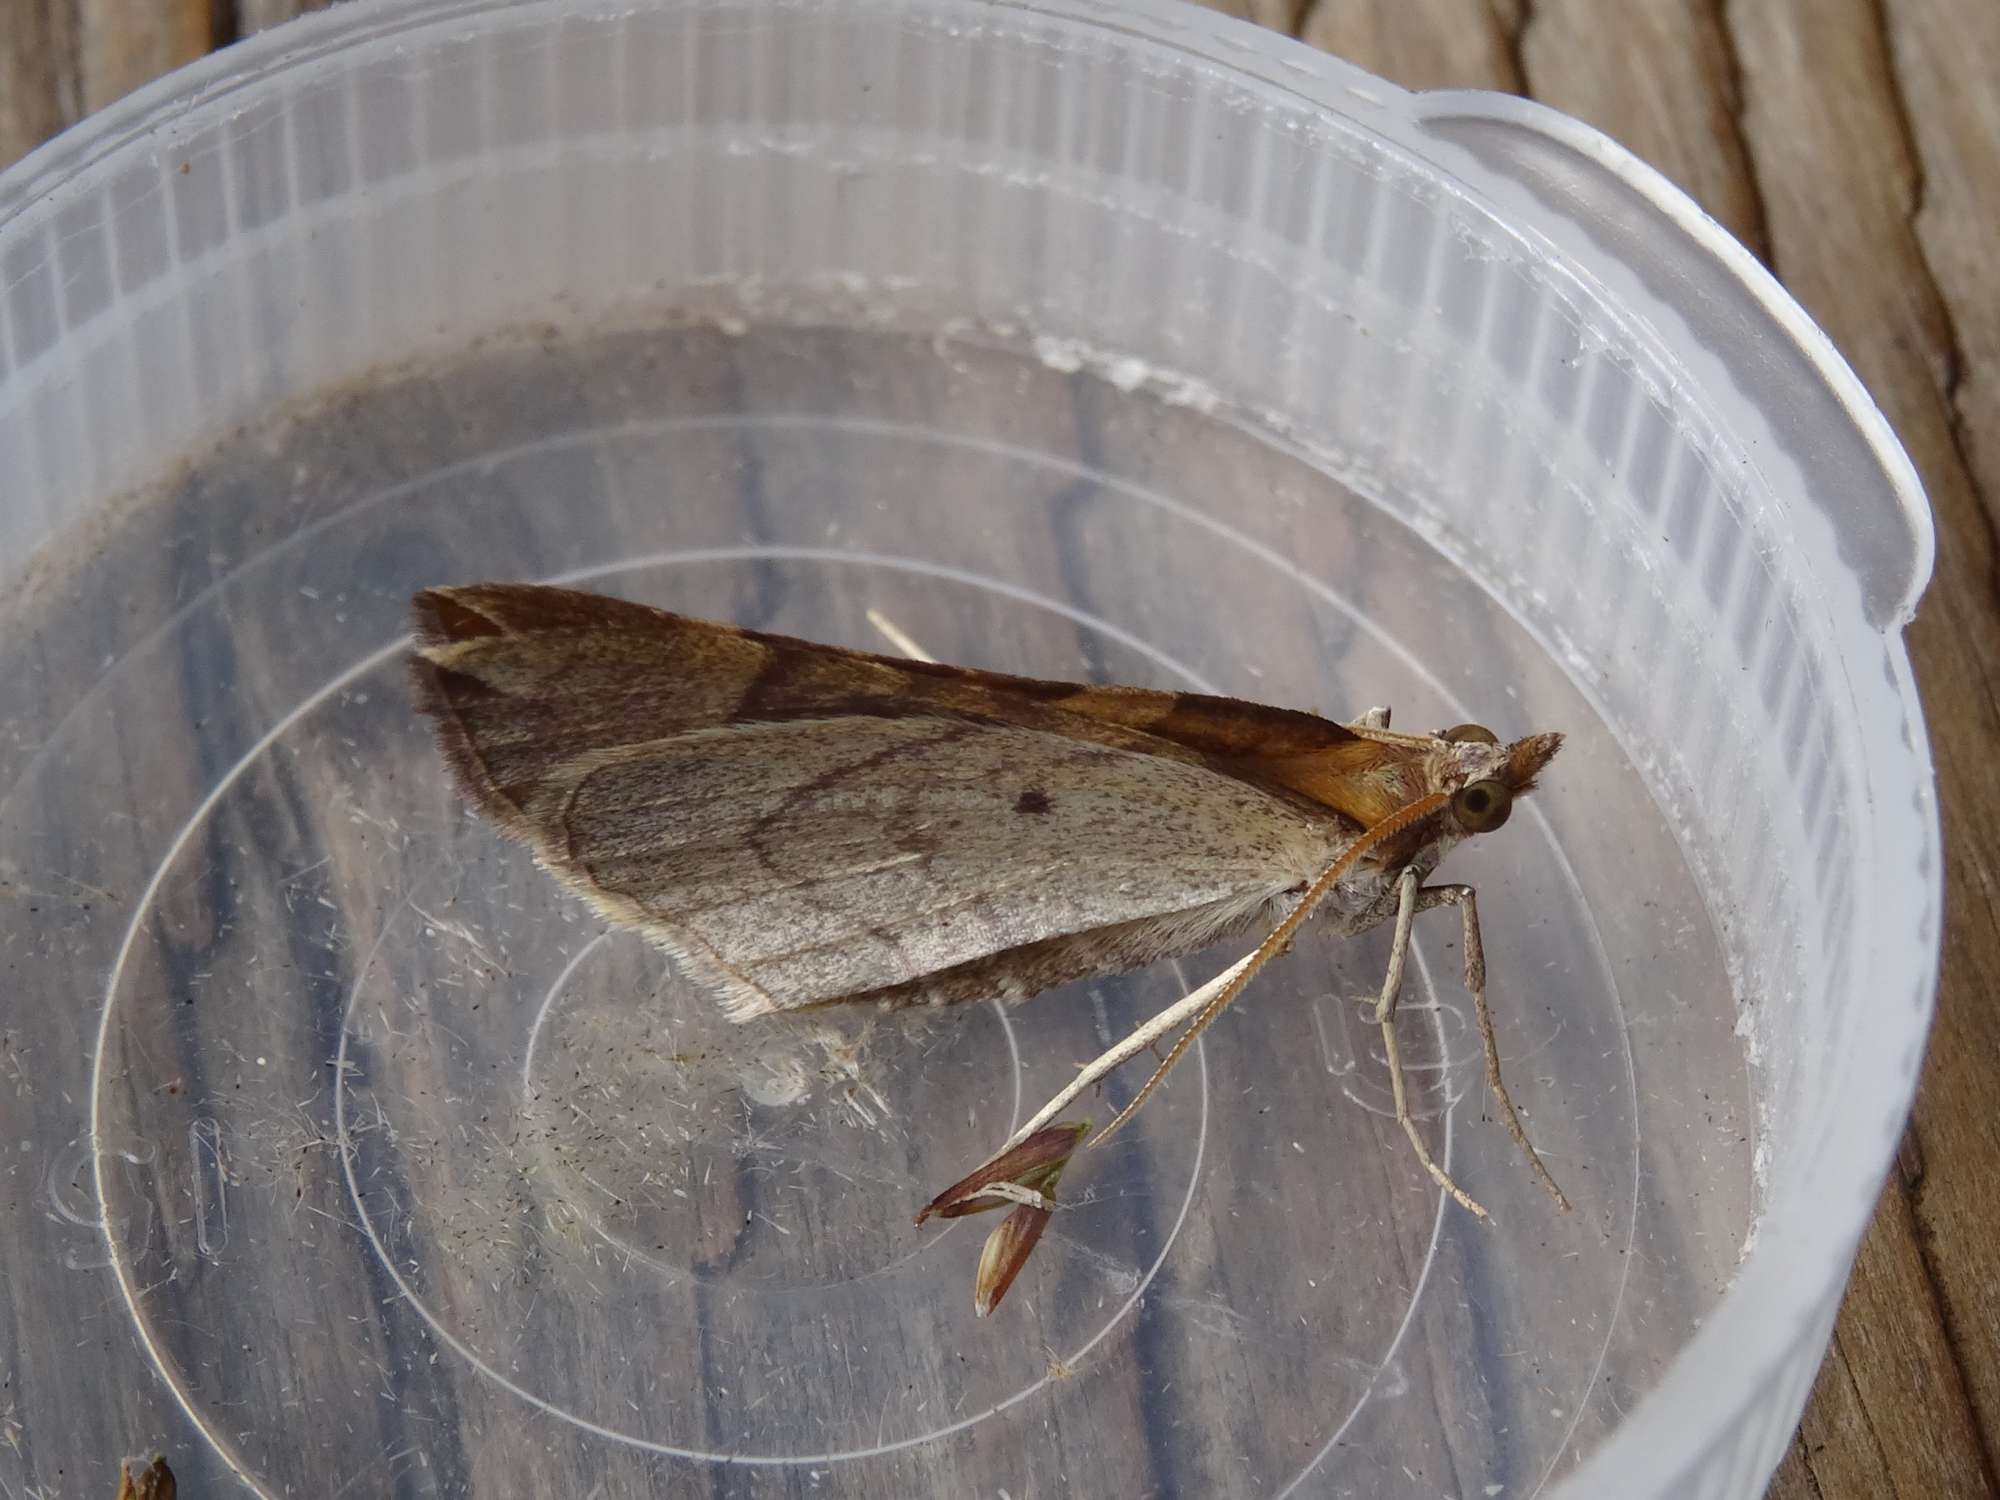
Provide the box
[409,584,1351,1019]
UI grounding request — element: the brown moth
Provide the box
[410,583,1569,1313]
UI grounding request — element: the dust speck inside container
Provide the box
[0,3,1929,1498]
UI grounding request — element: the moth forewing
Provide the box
[411,586,1350,1018]
[410,583,1566,1315]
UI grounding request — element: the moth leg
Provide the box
[1348,706,1392,731]
[1374,868,1490,1219]
[945,795,1453,1193]
[1092,789,1456,1150]
[1414,882,1572,1211]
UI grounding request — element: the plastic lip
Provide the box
[12,0,1934,1494]
[1408,88,1935,629]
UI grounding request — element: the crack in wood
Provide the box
[1708,0,1775,262]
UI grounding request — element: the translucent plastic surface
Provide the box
[0,3,1937,1498]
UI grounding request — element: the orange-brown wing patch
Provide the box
[411,582,1407,830]
[1223,739,1434,832]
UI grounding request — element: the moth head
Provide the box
[1431,725,1563,838]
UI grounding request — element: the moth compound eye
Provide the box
[1440,723,1499,746]
[1451,778,1513,833]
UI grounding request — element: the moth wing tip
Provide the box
[610,919,787,1025]
[404,647,452,709]
[411,584,512,649]
[406,654,533,830]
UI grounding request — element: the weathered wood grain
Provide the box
[1193,0,1299,36]
[1892,0,2000,517]
[1520,0,1770,258]
[75,0,214,114]
[1300,0,1523,93]
[4,0,1997,1495]
[0,0,76,166]
[1886,1,2000,1462]
[236,0,330,35]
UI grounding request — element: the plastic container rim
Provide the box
[0,0,1943,1494]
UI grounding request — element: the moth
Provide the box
[410,583,1569,1313]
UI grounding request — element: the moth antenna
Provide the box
[983,952,1257,1163]
[1088,791,1454,1152]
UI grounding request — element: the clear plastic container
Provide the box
[0,2,1938,1496]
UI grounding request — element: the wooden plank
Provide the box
[1766,1426,1829,1500]
[1888,0,2000,1456]
[1520,0,1769,258]
[1891,0,2000,518]
[1786,1324,1894,1499]
[1193,0,1302,37]
[74,0,215,115]
[1723,0,2000,1493]
[237,0,332,36]
[1804,1167,1994,1495]
[1300,0,1523,94]
[0,0,78,166]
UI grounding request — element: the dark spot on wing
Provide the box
[1014,789,1052,816]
